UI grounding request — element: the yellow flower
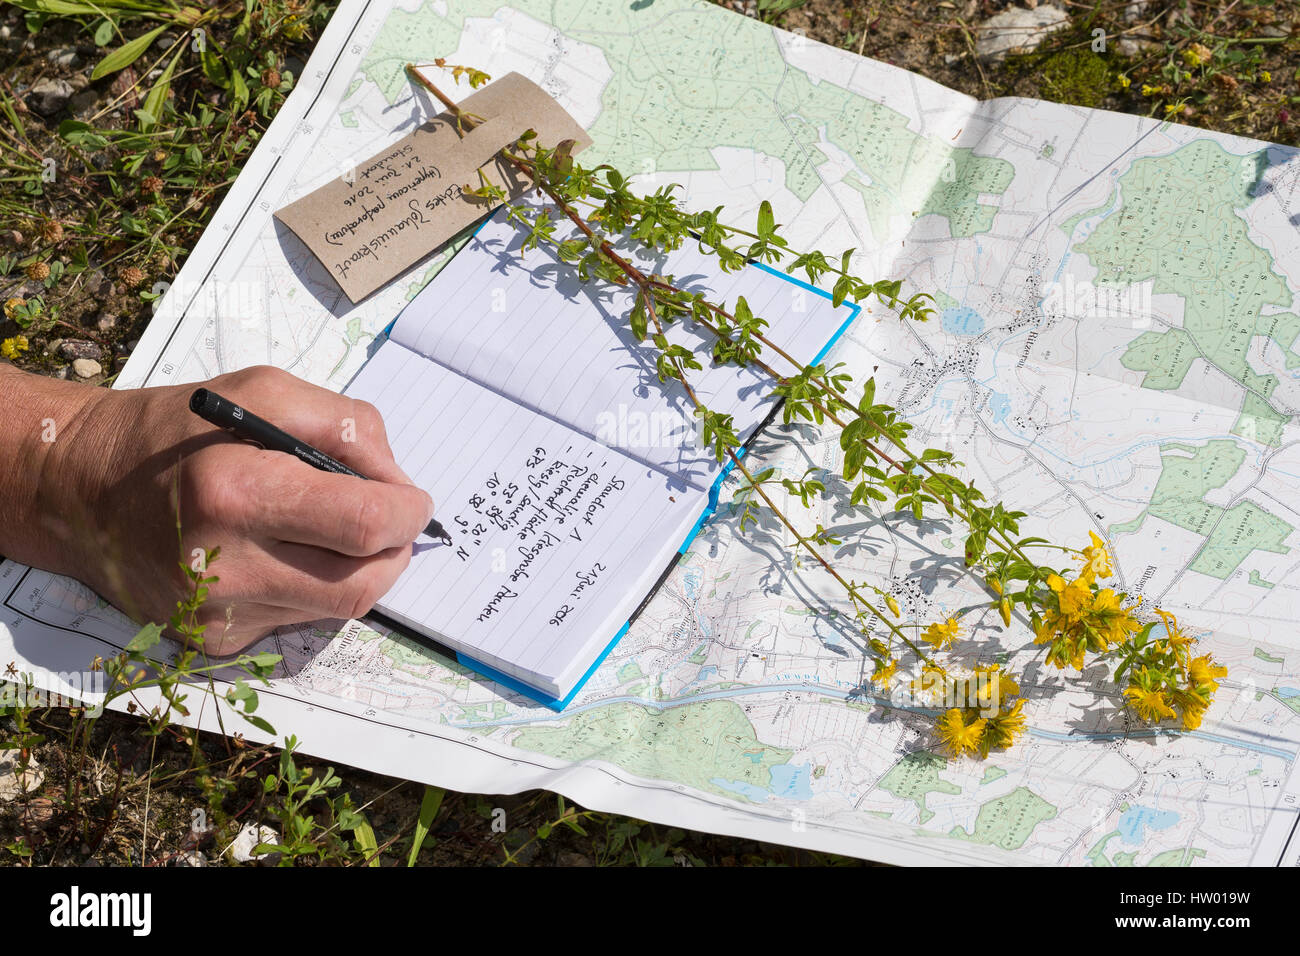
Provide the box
[1174,690,1209,731]
[1182,43,1211,67]
[1078,531,1114,582]
[1046,573,1066,592]
[1092,589,1141,647]
[0,335,30,360]
[885,594,901,618]
[1164,102,1185,116]
[3,297,24,321]
[935,708,986,757]
[983,699,1027,752]
[910,663,948,701]
[921,617,961,651]
[987,576,1003,596]
[1140,83,1158,96]
[1261,70,1272,83]
[1154,608,1195,661]
[973,665,1019,706]
[1124,682,1176,722]
[1056,577,1093,621]
[1118,75,1131,89]
[1189,654,1227,691]
[998,598,1012,627]
[871,658,898,689]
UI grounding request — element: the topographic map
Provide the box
[3,0,1300,865]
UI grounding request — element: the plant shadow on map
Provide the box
[1249,144,1300,226]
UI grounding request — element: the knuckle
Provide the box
[349,398,388,441]
[189,459,253,532]
[342,492,387,554]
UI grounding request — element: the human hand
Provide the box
[34,365,434,655]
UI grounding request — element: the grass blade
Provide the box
[406,785,445,866]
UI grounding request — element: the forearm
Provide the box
[0,364,107,576]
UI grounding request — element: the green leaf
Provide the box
[91,24,168,82]
[832,275,850,308]
[353,821,381,867]
[241,714,276,735]
[406,785,445,866]
[757,200,775,236]
[859,377,875,412]
[125,622,163,654]
[139,47,182,130]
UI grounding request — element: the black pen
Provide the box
[189,387,451,546]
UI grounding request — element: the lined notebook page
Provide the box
[389,200,855,491]
[345,340,702,696]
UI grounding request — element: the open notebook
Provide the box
[344,203,859,708]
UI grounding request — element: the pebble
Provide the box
[72,358,102,379]
[0,751,43,802]
[53,365,69,380]
[59,339,103,361]
[228,824,280,864]
[95,313,118,332]
[47,46,80,69]
[975,4,1068,61]
[25,77,74,116]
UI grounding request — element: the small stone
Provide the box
[72,358,102,379]
[47,46,80,69]
[1123,0,1152,21]
[95,313,118,332]
[108,67,140,109]
[228,823,280,864]
[25,77,74,116]
[59,339,103,361]
[975,4,1069,61]
[174,850,206,867]
[68,73,90,93]
[83,270,106,295]
[3,230,21,247]
[0,751,43,801]
[1116,37,1158,57]
[45,338,64,355]
[53,365,70,380]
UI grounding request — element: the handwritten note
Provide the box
[344,342,699,695]
[274,72,591,303]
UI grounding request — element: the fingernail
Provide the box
[425,493,436,525]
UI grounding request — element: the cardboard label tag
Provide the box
[274,72,591,303]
